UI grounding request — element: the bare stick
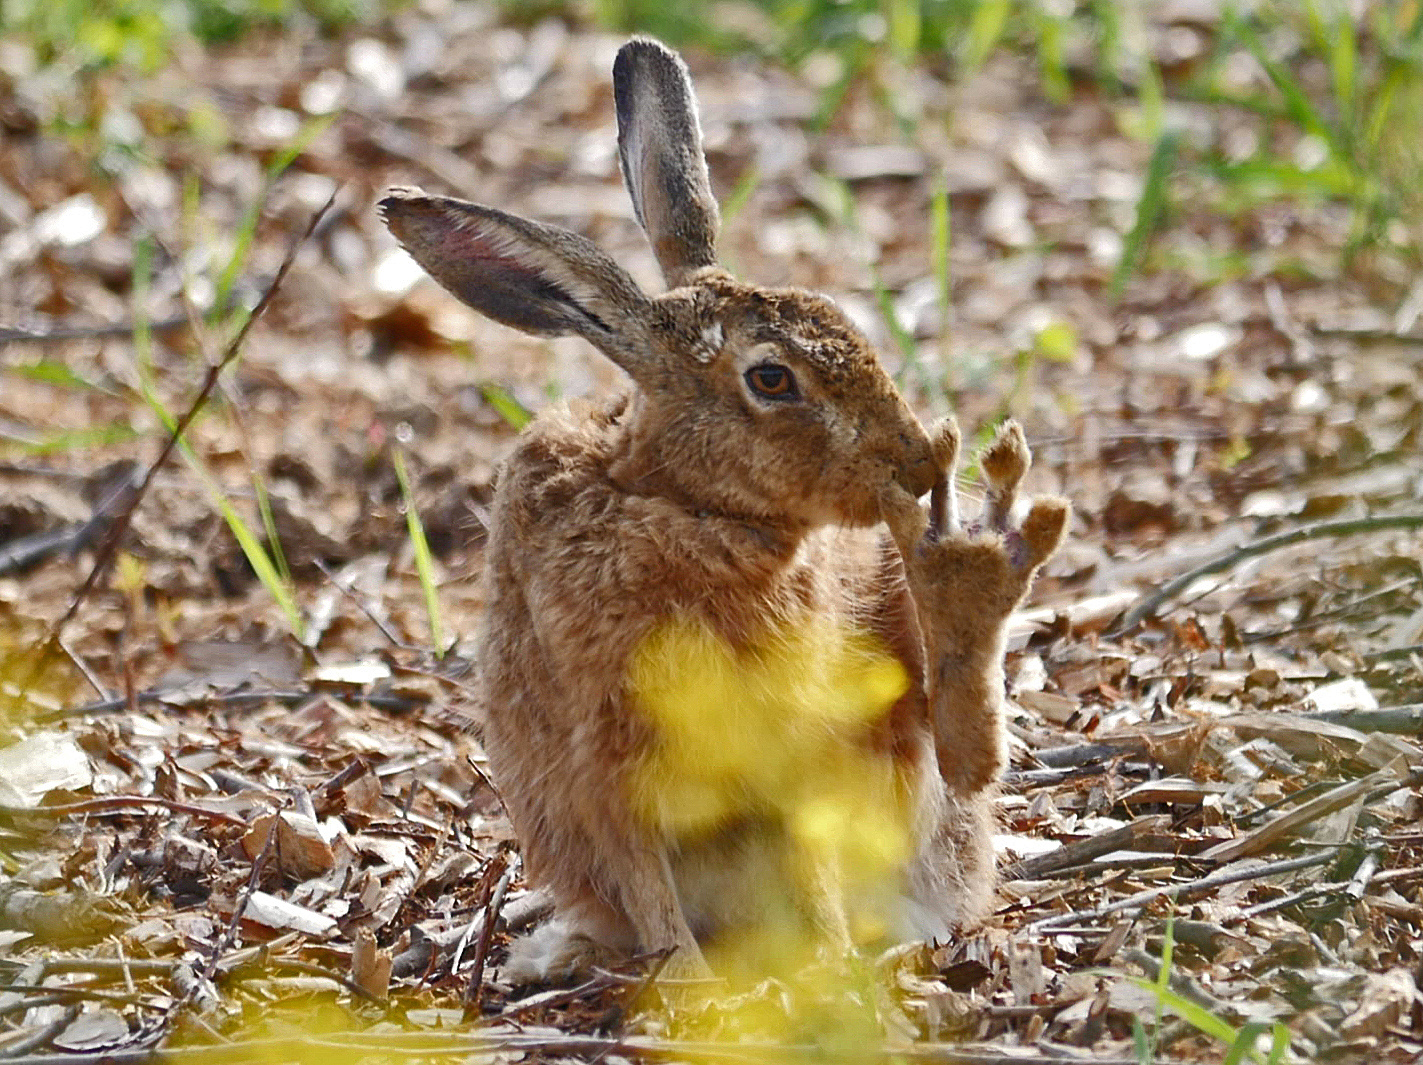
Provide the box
[0,1031,1193,1065]
[1028,850,1335,931]
[1290,704,1423,734]
[1199,770,1394,862]
[40,686,423,723]
[1002,815,1171,881]
[147,795,290,1045]
[464,860,513,1012]
[0,795,248,827]
[1112,513,1423,634]
[0,316,189,344]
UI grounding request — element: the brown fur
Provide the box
[379,37,1068,983]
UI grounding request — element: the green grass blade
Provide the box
[1231,13,1336,147]
[960,0,1009,76]
[252,472,293,589]
[720,165,762,227]
[869,259,936,409]
[885,0,920,61]
[1223,1021,1274,1065]
[264,112,336,181]
[1364,63,1405,154]
[205,467,305,638]
[10,360,103,390]
[130,232,304,640]
[1131,1017,1153,1065]
[0,424,139,456]
[870,263,916,366]
[1209,154,1357,199]
[155,419,306,640]
[1032,7,1069,104]
[1126,978,1245,1054]
[480,383,532,430]
[214,113,336,321]
[1157,916,1175,988]
[392,447,446,657]
[825,171,938,410]
[1137,52,1165,143]
[1092,0,1124,93]
[931,174,951,328]
[1329,10,1357,117]
[930,173,953,393]
[1110,130,1178,300]
[1267,1021,1291,1064]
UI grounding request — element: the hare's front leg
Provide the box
[882,421,1069,795]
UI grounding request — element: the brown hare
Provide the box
[380,38,1068,985]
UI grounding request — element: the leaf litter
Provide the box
[0,4,1421,1063]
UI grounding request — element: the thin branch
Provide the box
[144,795,291,1045]
[39,686,424,723]
[1228,881,1349,923]
[1293,703,1423,734]
[463,860,512,1012]
[0,959,178,977]
[0,795,248,827]
[0,1031,1191,1065]
[1113,513,1423,633]
[0,316,189,345]
[26,192,336,687]
[1200,771,1392,861]
[1029,850,1336,931]
[1003,815,1171,881]
[0,1003,80,1057]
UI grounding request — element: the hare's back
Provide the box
[487,397,627,543]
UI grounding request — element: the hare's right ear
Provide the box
[379,188,658,376]
[613,39,720,288]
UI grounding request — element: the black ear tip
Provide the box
[616,36,676,62]
[614,37,685,85]
[377,186,427,222]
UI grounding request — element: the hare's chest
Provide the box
[623,612,910,839]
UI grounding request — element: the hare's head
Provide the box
[381,38,935,531]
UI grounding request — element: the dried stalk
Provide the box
[1113,513,1423,633]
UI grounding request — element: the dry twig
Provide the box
[1113,513,1423,633]
[24,193,337,689]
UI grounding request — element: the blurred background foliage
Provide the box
[1,0,1420,270]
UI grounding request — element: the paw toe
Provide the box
[1021,497,1070,567]
[928,417,960,474]
[980,420,1030,490]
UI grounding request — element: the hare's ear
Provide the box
[380,188,656,373]
[613,38,719,288]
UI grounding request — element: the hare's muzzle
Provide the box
[896,436,939,500]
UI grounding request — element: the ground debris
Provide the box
[2,4,1422,1063]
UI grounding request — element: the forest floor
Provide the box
[1,4,1421,1062]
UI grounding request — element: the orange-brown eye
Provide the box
[745,363,798,400]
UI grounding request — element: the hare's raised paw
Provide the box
[971,420,1069,573]
[904,419,1069,629]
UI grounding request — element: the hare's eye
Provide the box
[745,363,798,400]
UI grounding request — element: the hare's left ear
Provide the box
[613,38,720,289]
[378,187,662,378]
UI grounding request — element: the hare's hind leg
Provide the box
[502,890,636,984]
[904,788,997,942]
